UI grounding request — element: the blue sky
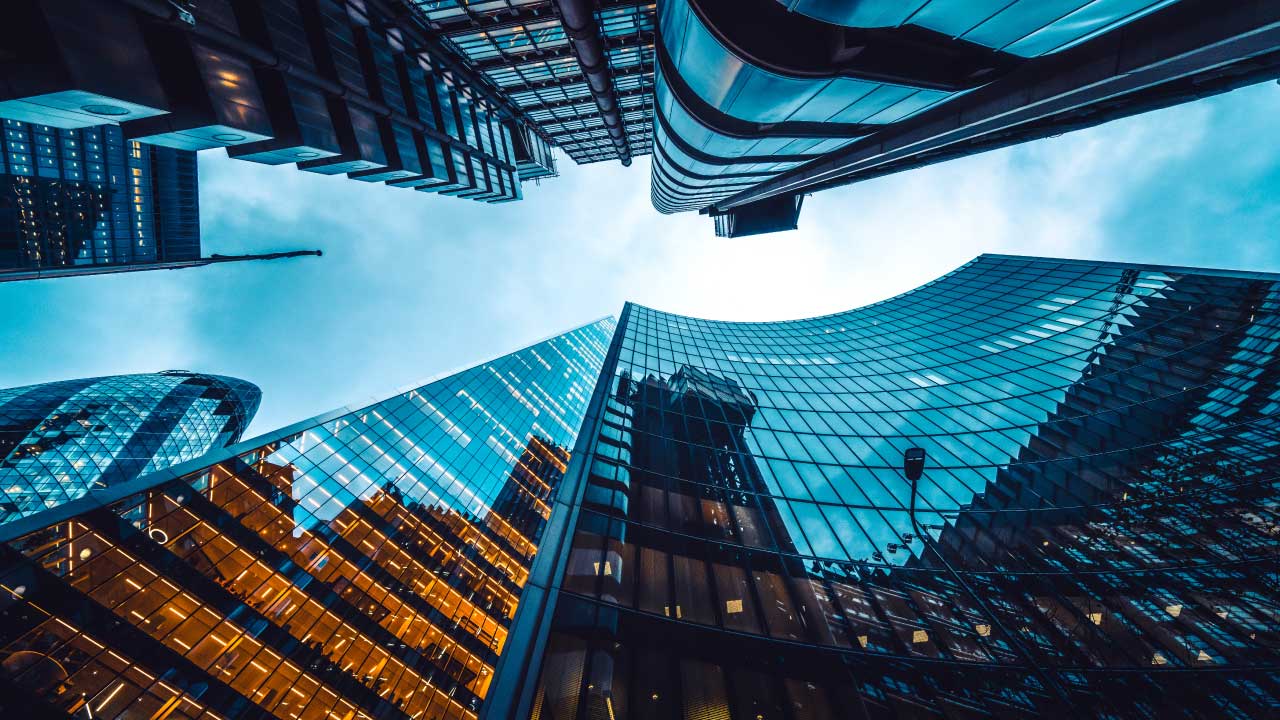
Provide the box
[1,81,1277,436]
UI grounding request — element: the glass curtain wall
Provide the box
[0,372,260,523]
[0,319,612,720]
[521,255,1280,718]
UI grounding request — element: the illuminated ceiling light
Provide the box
[1197,650,1214,663]
[1165,604,1183,618]
[1151,652,1167,665]
[912,630,929,644]
[975,624,991,637]
[1088,612,1103,625]
[78,548,92,560]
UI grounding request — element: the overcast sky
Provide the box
[2,82,1277,436]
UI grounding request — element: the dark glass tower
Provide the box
[488,255,1280,718]
[0,118,201,280]
[1,0,558,204]
[0,371,260,523]
[0,320,612,720]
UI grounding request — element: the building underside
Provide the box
[398,0,1280,235]
[5,0,1275,236]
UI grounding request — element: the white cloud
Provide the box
[1,84,1272,435]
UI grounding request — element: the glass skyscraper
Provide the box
[5,1,1275,238]
[655,0,1280,234]
[0,118,201,280]
[0,371,260,523]
[0,320,611,720]
[488,255,1280,718]
[1,257,1279,718]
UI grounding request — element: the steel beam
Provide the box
[471,34,651,72]
[521,85,649,113]
[430,0,648,36]
[552,0,633,165]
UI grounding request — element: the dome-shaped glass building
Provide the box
[0,371,260,522]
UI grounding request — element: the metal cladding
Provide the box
[654,0,1280,232]
[0,321,612,720]
[0,371,261,523]
[488,255,1280,718]
[0,0,535,204]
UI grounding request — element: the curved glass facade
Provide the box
[513,255,1280,717]
[0,320,611,720]
[777,0,1181,57]
[0,371,260,523]
[653,0,896,213]
[652,0,1236,223]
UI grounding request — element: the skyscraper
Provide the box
[656,0,1280,235]
[0,119,202,280]
[0,371,261,522]
[2,257,1279,718]
[488,255,1280,718]
[2,0,558,204]
[0,319,612,719]
[6,2,1274,237]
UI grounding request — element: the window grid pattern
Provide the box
[0,372,261,524]
[0,120,197,271]
[530,255,1280,717]
[0,320,613,720]
[410,0,656,166]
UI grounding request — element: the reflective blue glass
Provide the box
[521,255,1280,717]
[0,371,260,523]
[0,319,612,720]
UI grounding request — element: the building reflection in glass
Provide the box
[518,256,1280,719]
[0,319,612,720]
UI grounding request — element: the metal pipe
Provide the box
[905,457,1077,710]
[554,0,633,165]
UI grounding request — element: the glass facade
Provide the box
[504,255,1280,718]
[0,372,260,523]
[0,319,612,719]
[653,0,1186,215]
[417,0,656,166]
[0,119,199,276]
[653,0,1279,235]
[8,0,1267,235]
[778,0,1181,57]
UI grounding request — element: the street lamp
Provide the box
[901,448,1074,709]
